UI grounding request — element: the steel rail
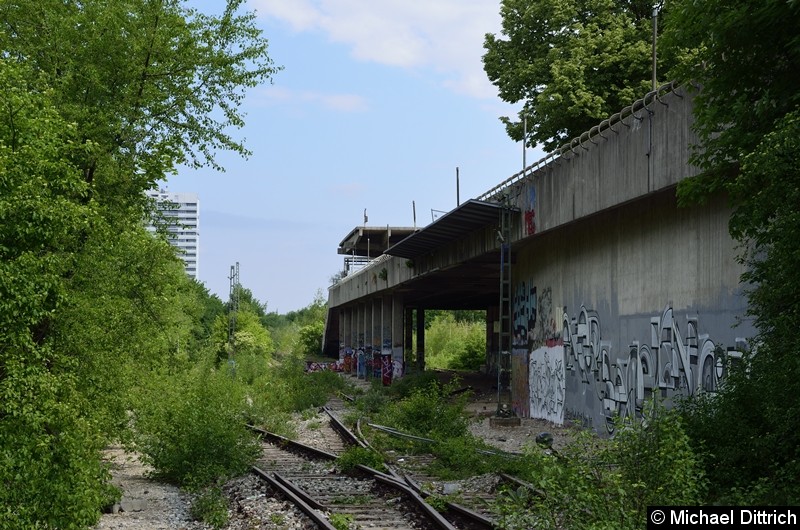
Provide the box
[357,465,457,530]
[366,422,523,457]
[322,406,367,448]
[247,425,338,460]
[251,466,337,530]
[252,426,461,530]
[404,475,495,529]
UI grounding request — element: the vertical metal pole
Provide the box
[652,6,658,91]
[228,262,240,376]
[456,167,460,206]
[522,115,527,174]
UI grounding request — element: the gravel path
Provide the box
[93,447,204,530]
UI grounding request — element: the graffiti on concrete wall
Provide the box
[512,280,535,349]
[513,281,559,350]
[513,280,562,420]
[563,304,742,433]
[524,188,537,236]
[529,345,565,423]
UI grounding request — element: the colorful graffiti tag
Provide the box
[513,281,744,431]
[513,281,559,350]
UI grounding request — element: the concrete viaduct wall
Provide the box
[326,84,754,433]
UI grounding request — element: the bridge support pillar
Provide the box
[404,307,414,369]
[416,308,425,372]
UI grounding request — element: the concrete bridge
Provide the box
[325,82,753,432]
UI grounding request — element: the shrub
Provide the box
[0,394,119,529]
[494,399,705,530]
[611,401,706,511]
[382,380,470,441]
[336,446,386,473]
[293,321,325,357]
[131,367,260,489]
[424,313,486,370]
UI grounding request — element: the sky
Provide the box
[164,0,545,313]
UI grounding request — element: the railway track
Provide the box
[238,375,534,529]
[248,410,458,529]
[359,421,528,528]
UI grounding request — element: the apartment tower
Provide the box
[147,189,200,279]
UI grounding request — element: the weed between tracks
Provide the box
[342,372,705,530]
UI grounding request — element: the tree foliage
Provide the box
[660,0,800,503]
[424,312,486,370]
[0,59,113,529]
[483,0,662,151]
[0,0,279,526]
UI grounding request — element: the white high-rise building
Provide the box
[147,189,200,279]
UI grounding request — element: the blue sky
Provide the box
[165,0,544,313]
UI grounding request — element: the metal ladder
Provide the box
[496,204,513,416]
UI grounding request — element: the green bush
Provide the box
[382,380,470,441]
[423,312,486,370]
[494,399,705,530]
[386,370,440,400]
[131,367,260,489]
[427,436,503,480]
[0,394,118,529]
[242,356,348,438]
[336,446,386,473]
[293,321,325,357]
[612,401,706,511]
[679,345,800,504]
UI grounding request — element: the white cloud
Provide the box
[257,86,369,112]
[249,0,503,99]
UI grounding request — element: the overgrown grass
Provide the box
[351,374,706,530]
[381,378,470,440]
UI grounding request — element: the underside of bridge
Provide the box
[381,199,516,311]
[391,252,505,310]
[325,200,517,359]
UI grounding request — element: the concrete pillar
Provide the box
[416,308,425,372]
[381,296,392,353]
[363,302,370,350]
[372,299,381,351]
[391,295,404,379]
[404,307,414,368]
[359,303,366,349]
[341,309,349,352]
[352,306,359,349]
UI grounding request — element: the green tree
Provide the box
[483,0,662,151]
[0,0,279,525]
[0,58,114,529]
[424,313,486,370]
[661,0,800,503]
[294,320,325,358]
[0,0,280,192]
[286,289,327,327]
[212,303,274,366]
